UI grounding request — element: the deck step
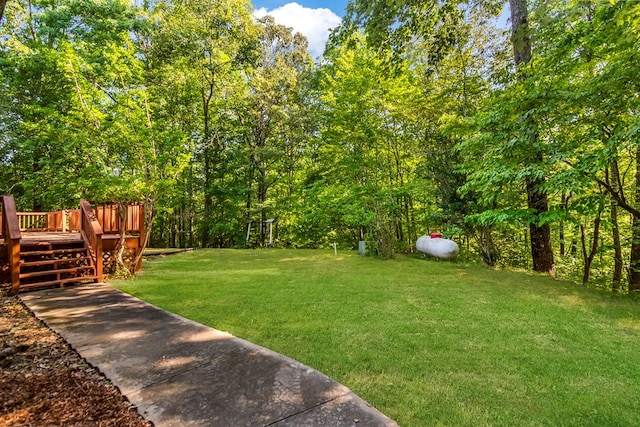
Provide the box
[20,248,87,257]
[19,238,83,246]
[4,224,110,291]
[19,266,94,279]
[21,257,90,268]
[18,276,98,290]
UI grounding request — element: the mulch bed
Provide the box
[0,294,151,427]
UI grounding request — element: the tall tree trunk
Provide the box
[201,83,214,248]
[610,204,622,289]
[510,0,555,273]
[559,193,570,257]
[245,148,256,247]
[629,217,640,291]
[202,150,212,248]
[629,148,640,292]
[526,175,554,271]
[259,166,268,246]
[559,221,565,257]
[170,211,176,248]
[404,196,413,249]
[115,203,128,273]
[187,163,194,248]
[178,207,184,248]
[608,162,623,290]
[580,211,602,285]
[0,0,7,24]
[132,198,154,273]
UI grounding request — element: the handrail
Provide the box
[1,195,22,294]
[1,196,22,240]
[80,199,103,282]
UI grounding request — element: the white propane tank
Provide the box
[416,233,459,260]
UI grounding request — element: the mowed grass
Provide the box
[113,249,640,426]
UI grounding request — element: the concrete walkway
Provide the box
[20,283,398,427]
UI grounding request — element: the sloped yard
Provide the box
[115,249,640,426]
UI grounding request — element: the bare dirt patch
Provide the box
[0,294,151,427]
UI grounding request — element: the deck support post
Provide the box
[9,238,20,294]
[134,202,145,272]
[1,196,22,294]
[95,236,103,283]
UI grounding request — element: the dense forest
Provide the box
[1,0,639,292]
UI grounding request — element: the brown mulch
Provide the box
[0,294,152,427]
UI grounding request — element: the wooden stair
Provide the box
[18,239,98,291]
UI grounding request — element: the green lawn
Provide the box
[113,249,640,426]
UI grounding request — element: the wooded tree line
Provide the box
[1,0,639,292]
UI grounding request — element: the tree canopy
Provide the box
[2,0,640,292]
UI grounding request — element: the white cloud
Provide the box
[254,2,342,59]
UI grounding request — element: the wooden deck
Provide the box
[1,197,145,293]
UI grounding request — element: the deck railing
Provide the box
[94,203,144,235]
[14,203,144,235]
[10,205,144,238]
[18,212,48,231]
[10,204,143,236]
[15,210,82,232]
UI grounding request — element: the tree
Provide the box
[141,0,259,248]
[339,0,465,67]
[241,16,313,247]
[313,32,423,256]
[1,0,191,273]
[507,0,554,272]
[334,1,516,262]
[414,5,507,265]
[527,0,640,289]
[0,0,143,210]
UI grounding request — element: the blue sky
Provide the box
[252,1,348,59]
[253,1,349,16]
